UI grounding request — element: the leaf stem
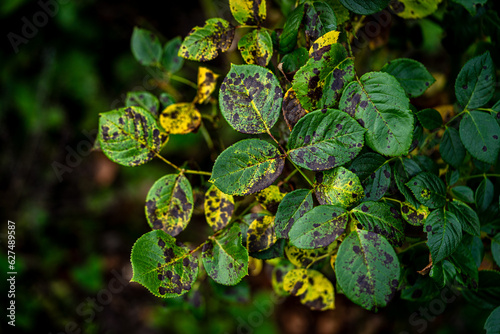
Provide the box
[461,173,500,181]
[398,240,427,254]
[266,129,287,154]
[287,157,314,187]
[155,153,182,171]
[170,74,198,89]
[283,168,299,183]
[445,109,468,126]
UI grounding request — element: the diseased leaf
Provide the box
[271,260,295,296]
[401,201,429,226]
[204,185,235,232]
[126,91,161,118]
[417,108,442,129]
[451,185,474,203]
[275,189,314,239]
[210,139,285,196]
[455,52,495,110]
[145,174,194,237]
[406,172,446,209]
[338,0,390,15]
[326,0,350,24]
[284,269,335,311]
[229,0,266,25]
[492,234,500,267]
[238,29,273,67]
[98,106,165,167]
[303,1,337,43]
[160,103,201,134]
[250,238,285,259]
[390,0,442,19]
[424,208,462,263]
[159,92,175,109]
[349,153,391,202]
[282,88,309,131]
[352,201,405,247]
[285,242,337,267]
[281,47,309,77]
[318,58,355,109]
[219,64,283,134]
[448,200,480,236]
[335,230,400,311]
[315,167,364,208]
[130,230,198,297]
[484,306,500,334]
[459,111,500,165]
[279,4,305,53]
[195,67,219,104]
[255,185,286,213]
[162,37,184,73]
[475,177,494,212]
[202,224,248,285]
[288,109,365,171]
[131,27,162,66]
[393,158,422,208]
[339,72,413,156]
[309,30,340,59]
[178,18,235,62]
[289,205,348,249]
[440,127,466,168]
[380,58,435,97]
[247,215,277,253]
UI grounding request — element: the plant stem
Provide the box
[461,173,500,181]
[288,158,314,187]
[155,153,211,176]
[266,129,287,154]
[283,169,299,183]
[170,74,198,89]
[398,240,427,254]
[445,109,467,126]
[155,153,182,171]
[200,123,215,151]
[184,169,212,176]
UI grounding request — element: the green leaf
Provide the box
[401,201,430,226]
[390,0,441,19]
[279,4,305,53]
[380,58,435,98]
[455,52,495,110]
[293,43,352,110]
[219,64,283,134]
[275,189,314,238]
[440,127,466,168]
[229,0,266,25]
[339,72,413,156]
[162,37,184,73]
[416,108,442,129]
[159,92,175,109]
[130,230,198,297]
[178,18,235,62]
[289,205,348,249]
[484,306,500,334]
[462,270,500,309]
[282,88,309,130]
[303,1,337,43]
[315,167,364,209]
[424,208,462,263]
[335,229,400,311]
[238,29,273,67]
[210,139,285,196]
[287,109,365,171]
[281,47,309,75]
[492,234,500,267]
[125,91,160,118]
[284,269,335,310]
[449,237,479,289]
[450,0,487,15]
[317,58,355,109]
[406,172,446,209]
[448,200,480,236]
[393,158,422,208]
[145,174,194,237]
[349,153,391,202]
[247,215,277,253]
[131,27,162,66]
[351,201,405,247]
[202,224,248,285]
[337,0,390,15]
[98,106,165,167]
[285,242,337,267]
[459,111,500,165]
[204,185,235,232]
[250,238,286,259]
[476,177,494,212]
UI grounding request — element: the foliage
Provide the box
[95,0,500,327]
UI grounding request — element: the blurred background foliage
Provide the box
[0,0,499,333]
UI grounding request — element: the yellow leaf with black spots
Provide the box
[247,215,277,253]
[160,103,201,134]
[230,0,266,25]
[309,30,340,60]
[238,29,273,67]
[285,242,337,268]
[390,0,442,19]
[195,67,219,104]
[315,167,364,208]
[401,201,429,226]
[282,88,309,131]
[272,260,295,296]
[204,185,235,232]
[255,185,286,213]
[284,268,335,311]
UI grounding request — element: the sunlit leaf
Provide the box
[160,103,201,134]
[284,269,335,311]
[390,0,442,19]
[204,184,235,232]
[315,166,364,208]
[275,189,314,238]
[247,215,277,253]
[229,0,266,25]
[238,29,273,66]
[126,91,161,118]
[195,67,219,104]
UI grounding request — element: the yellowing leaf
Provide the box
[390,0,442,19]
[315,167,364,208]
[230,0,267,25]
[247,215,277,253]
[204,185,235,232]
[238,29,273,67]
[195,67,219,104]
[160,103,202,134]
[285,242,337,268]
[401,201,430,226]
[282,88,309,131]
[309,30,340,60]
[284,269,335,311]
[255,185,286,212]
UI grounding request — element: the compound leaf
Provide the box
[315,167,364,208]
[380,58,435,98]
[288,109,365,171]
[284,269,335,311]
[204,185,235,232]
[424,208,462,263]
[160,103,201,134]
[406,172,446,209]
[229,0,266,25]
[459,111,500,165]
[145,174,194,237]
[275,189,313,239]
[238,29,273,67]
[219,64,283,134]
